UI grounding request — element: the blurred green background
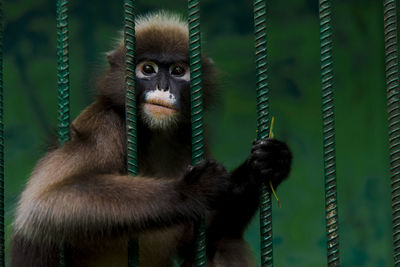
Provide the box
[2,0,393,266]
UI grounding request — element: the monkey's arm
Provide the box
[179,139,291,267]
[13,104,228,245]
[207,139,292,242]
[15,172,225,245]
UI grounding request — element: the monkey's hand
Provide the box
[247,138,292,188]
[204,139,291,241]
[180,160,230,211]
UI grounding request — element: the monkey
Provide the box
[10,12,291,267]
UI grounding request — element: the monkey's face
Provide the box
[100,15,215,130]
[136,55,191,130]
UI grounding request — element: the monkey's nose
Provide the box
[157,84,169,92]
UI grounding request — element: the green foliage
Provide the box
[3,0,391,266]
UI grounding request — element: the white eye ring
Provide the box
[136,61,158,78]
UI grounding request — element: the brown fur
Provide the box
[11,12,255,267]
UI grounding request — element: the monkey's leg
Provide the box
[180,238,254,267]
[210,238,255,267]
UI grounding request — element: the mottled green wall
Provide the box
[3,0,392,266]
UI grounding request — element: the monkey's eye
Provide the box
[143,64,156,74]
[137,61,158,78]
[170,64,190,81]
[170,65,185,76]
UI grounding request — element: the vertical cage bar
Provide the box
[188,0,206,266]
[383,0,400,264]
[124,1,139,266]
[319,0,340,265]
[254,0,273,266]
[56,0,70,146]
[56,0,70,266]
[0,0,4,266]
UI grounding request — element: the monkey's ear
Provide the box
[106,47,124,68]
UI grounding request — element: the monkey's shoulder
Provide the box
[70,99,125,141]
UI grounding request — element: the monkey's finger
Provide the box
[260,169,273,177]
[250,150,269,158]
[186,165,194,172]
[193,159,211,171]
[251,139,282,151]
[212,163,227,174]
[252,139,269,146]
[251,159,275,170]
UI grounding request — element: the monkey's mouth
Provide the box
[143,100,178,118]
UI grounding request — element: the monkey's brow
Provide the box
[137,53,188,65]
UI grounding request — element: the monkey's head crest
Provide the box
[135,12,189,57]
[107,12,189,69]
[98,11,216,130]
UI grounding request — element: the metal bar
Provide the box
[319,0,340,265]
[0,0,4,265]
[188,0,206,266]
[383,0,400,265]
[56,0,70,265]
[124,1,139,266]
[254,0,273,266]
[56,0,70,146]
